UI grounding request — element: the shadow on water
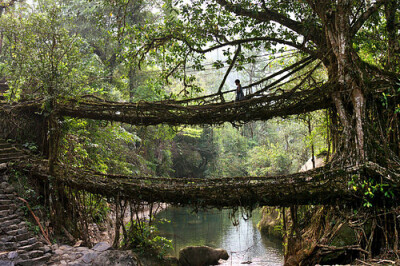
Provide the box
[155,207,284,266]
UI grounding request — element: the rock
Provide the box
[179,246,229,266]
[3,186,14,194]
[73,240,83,247]
[300,156,325,172]
[64,252,83,261]
[55,249,64,255]
[91,250,139,266]
[59,244,73,251]
[8,251,18,259]
[81,251,98,263]
[92,242,112,252]
[42,245,52,253]
[76,247,89,252]
[69,262,87,266]
[0,260,14,266]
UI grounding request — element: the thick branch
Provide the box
[217,44,241,97]
[215,0,304,33]
[215,0,323,46]
[350,0,386,37]
[182,36,313,55]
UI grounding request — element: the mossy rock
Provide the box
[330,224,357,247]
[257,207,283,240]
[319,224,358,264]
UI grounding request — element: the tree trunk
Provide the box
[321,0,368,165]
[385,0,400,72]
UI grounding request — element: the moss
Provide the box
[257,207,283,240]
[330,224,357,247]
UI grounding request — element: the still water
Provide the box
[155,207,284,265]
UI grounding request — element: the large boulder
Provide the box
[178,246,229,266]
[300,156,325,172]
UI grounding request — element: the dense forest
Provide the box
[0,0,399,265]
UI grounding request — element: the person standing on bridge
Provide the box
[235,79,244,101]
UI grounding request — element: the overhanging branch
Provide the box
[350,0,386,37]
[215,0,323,46]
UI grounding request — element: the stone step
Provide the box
[0,213,19,223]
[16,252,51,266]
[0,204,17,211]
[0,199,12,205]
[0,151,24,158]
[15,232,32,242]
[18,249,44,260]
[0,145,19,150]
[0,153,24,160]
[0,148,25,156]
[3,208,22,217]
[0,193,14,199]
[7,227,28,236]
[0,143,12,149]
[0,156,26,164]
[0,235,15,242]
[2,223,20,231]
[0,147,20,155]
[17,221,27,228]
[0,241,18,250]
[18,241,43,252]
[0,218,21,228]
[0,184,15,194]
[18,237,38,247]
[0,209,11,217]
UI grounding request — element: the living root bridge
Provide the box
[0,85,331,126]
[55,87,332,126]
[14,160,400,208]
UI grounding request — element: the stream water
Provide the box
[155,207,284,265]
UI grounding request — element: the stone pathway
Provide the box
[0,138,52,265]
[0,140,26,164]
[0,173,52,265]
[47,242,140,266]
[0,139,141,266]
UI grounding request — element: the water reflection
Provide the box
[155,207,284,265]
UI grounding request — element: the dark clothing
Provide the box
[236,84,244,101]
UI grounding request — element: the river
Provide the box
[155,207,284,265]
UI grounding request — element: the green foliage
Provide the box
[0,1,91,100]
[171,127,215,178]
[124,219,172,259]
[246,144,292,176]
[349,175,395,208]
[208,113,327,178]
[87,198,110,223]
[210,124,249,177]
[25,221,41,235]
[22,142,39,153]
[61,118,139,174]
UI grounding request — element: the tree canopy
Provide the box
[127,0,399,166]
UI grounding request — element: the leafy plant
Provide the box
[124,219,172,259]
[349,175,395,208]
